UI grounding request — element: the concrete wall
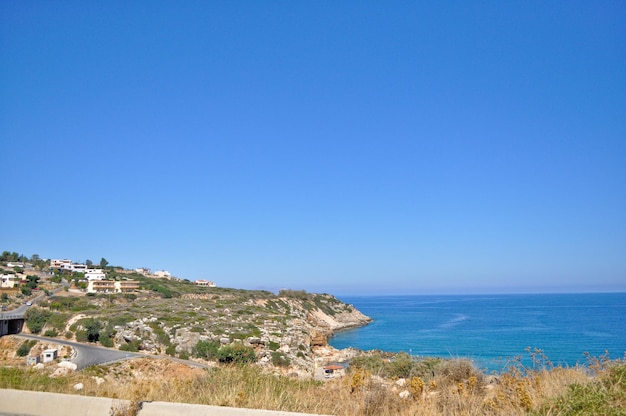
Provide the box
[0,389,331,416]
[0,317,24,336]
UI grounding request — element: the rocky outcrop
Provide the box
[50,289,371,377]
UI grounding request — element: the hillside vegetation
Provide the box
[19,271,370,375]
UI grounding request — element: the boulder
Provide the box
[58,361,78,371]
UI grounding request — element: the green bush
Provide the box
[349,352,445,380]
[194,340,220,360]
[217,344,256,364]
[24,308,51,334]
[75,330,89,342]
[46,313,69,331]
[271,351,291,367]
[79,318,102,343]
[16,340,37,357]
[537,363,626,416]
[119,340,140,352]
[268,341,280,351]
[165,344,177,356]
[99,333,114,348]
[44,329,58,337]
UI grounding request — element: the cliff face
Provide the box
[279,293,372,347]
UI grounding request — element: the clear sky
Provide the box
[1,1,625,295]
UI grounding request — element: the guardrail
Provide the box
[0,314,23,320]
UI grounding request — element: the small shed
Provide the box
[26,355,40,365]
[42,349,58,363]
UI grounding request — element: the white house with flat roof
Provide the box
[85,269,106,281]
[0,274,19,288]
[194,280,216,287]
[42,349,58,363]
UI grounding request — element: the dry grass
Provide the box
[0,357,611,416]
[1,336,622,416]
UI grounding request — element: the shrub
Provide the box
[217,344,256,364]
[99,333,114,348]
[46,313,69,331]
[16,340,37,357]
[538,363,626,416]
[24,308,51,334]
[80,318,102,343]
[271,351,291,367]
[439,359,482,386]
[268,341,280,351]
[119,340,140,352]
[165,344,177,356]
[387,353,416,378]
[75,330,89,342]
[44,329,58,337]
[194,340,220,360]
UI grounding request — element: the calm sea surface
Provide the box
[330,293,626,372]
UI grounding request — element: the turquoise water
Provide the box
[330,293,626,372]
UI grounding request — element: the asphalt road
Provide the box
[16,334,143,369]
[15,334,211,370]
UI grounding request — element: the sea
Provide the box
[330,293,626,373]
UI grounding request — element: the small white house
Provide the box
[85,269,106,281]
[0,274,19,288]
[42,349,58,363]
[27,355,40,365]
[50,259,72,269]
[61,263,87,273]
[194,280,216,287]
[153,270,171,278]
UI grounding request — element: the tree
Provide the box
[86,259,93,267]
[25,275,39,289]
[100,258,109,269]
[82,318,102,342]
[24,308,51,334]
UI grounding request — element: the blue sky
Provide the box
[1,1,625,295]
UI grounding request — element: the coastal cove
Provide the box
[330,293,626,372]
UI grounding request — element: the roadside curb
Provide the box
[0,389,331,416]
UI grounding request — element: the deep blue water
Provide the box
[330,293,626,372]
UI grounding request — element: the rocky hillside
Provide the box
[30,282,371,377]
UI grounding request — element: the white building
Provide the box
[85,269,106,281]
[194,280,216,287]
[153,270,171,278]
[135,268,151,275]
[42,349,58,363]
[61,263,87,273]
[87,280,139,294]
[0,274,19,288]
[50,259,72,269]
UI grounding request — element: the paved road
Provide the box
[17,334,143,369]
[15,334,211,370]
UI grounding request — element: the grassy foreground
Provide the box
[1,349,625,415]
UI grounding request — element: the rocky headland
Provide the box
[26,280,372,377]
